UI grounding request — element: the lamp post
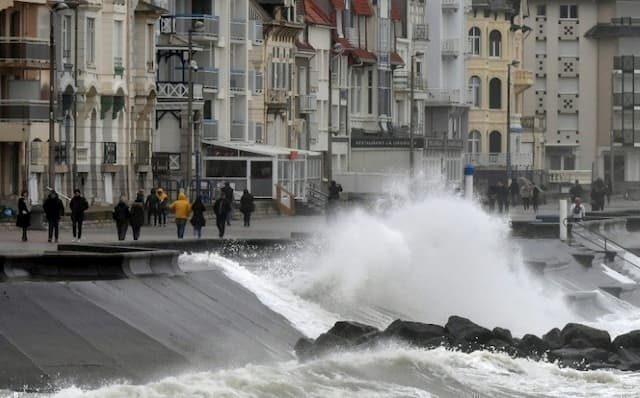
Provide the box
[409,51,424,178]
[506,60,519,183]
[48,0,69,193]
[186,21,204,199]
[327,43,343,184]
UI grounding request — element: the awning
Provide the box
[351,48,377,64]
[202,140,321,157]
[391,0,401,21]
[352,0,373,16]
[390,51,404,66]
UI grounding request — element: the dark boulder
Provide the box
[383,320,447,346]
[445,316,494,344]
[313,332,352,355]
[561,323,611,351]
[484,339,522,357]
[612,330,640,350]
[294,337,315,360]
[492,327,513,345]
[327,321,379,343]
[550,348,611,370]
[542,328,563,350]
[517,334,550,357]
[354,331,382,348]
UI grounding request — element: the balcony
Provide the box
[0,37,49,67]
[103,142,117,164]
[230,70,245,92]
[548,170,591,185]
[513,69,534,94]
[614,55,640,72]
[298,94,317,114]
[613,129,640,145]
[441,0,459,11]
[424,88,472,105]
[157,82,203,101]
[202,119,218,140]
[54,142,68,164]
[413,24,429,41]
[194,68,219,90]
[0,99,48,121]
[441,39,461,57]
[230,121,245,141]
[161,15,219,39]
[134,141,150,166]
[393,71,427,91]
[266,88,287,109]
[613,93,640,108]
[230,18,246,41]
[464,153,533,168]
[250,20,263,44]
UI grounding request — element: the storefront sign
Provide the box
[351,136,425,148]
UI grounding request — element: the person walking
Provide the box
[532,186,541,213]
[221,182,234,225]
[569,180,583,204]
[170,192,191,239]
[130,193,145,241]
[509,179,520,207]
[327,180,343,219]
[570,197,586,222]
[496,181,507,213]
[112,196,130,241]
[605,178,612,205]
[157,188,168,227]
[520,183,532,211]
[145,188,159,227]
[240,189,255,227]
[69,189,89,242]
[213,194,231,238]
[16,191,30,242]
[190,196,206,239]
[43,190,64,243]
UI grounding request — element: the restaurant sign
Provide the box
[351,136,425,148]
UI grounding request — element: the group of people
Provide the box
[15,182,256,243]
[16,189,89,243]
[487,178,541,213]
[113,183,255,240]
[569,179,612,213]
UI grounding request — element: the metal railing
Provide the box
[464,152,533,167]
[103,142,117,164]
[0,99,49,121]
[441,38,461,55]
[157,82,203,100]
[134,141,150,166]
[172,15,219,37]
[0,37,49,62]
[230,70,245,91]
[424,88,472,104]
[548,170,591,184]
[441,0,459,9]
[298,94,316,113]
[203,119,218,140]
[230,18,246,40]
[230,121,245,141]
[194,68,219,89]
[413,24,429,41]
[250,20,263,44]
[306,182,328,209]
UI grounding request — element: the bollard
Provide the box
[464,164,475,201]
[559,199,568,241]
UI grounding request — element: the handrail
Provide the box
[564,218,640,272]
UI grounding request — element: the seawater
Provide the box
[14,179,640,397]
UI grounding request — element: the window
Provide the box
[469,76,481,107]
[378,70,391,116]
[351,69,362,113]
[468,27,481,56]
[86,17,95,65]
[62,15,71,61]
[367,70,373,114]
[147,24,154,69]
[467,130,481,153]
[489,131,502,153]
[489,30,501,57]
[489,78,502,109]
[537,5,546,16]
[113,20,123,67]
[560,5,578,19]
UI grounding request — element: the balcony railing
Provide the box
[103,142,117,164]
[424,88,472,105]
[441,0,459,10]
[203,119,218,140]
[266,88,287,107]
[513,69,534,91]
[161,15,220,38]
[613,93,640,108]
[250,20,263,44]
[54,142,68,164]
[441,39,461,56]
[413,24,429,41]
[298,94,317,113]
[464,153,533,168]
[134,141,150,166]
[194,68,219,90]
[0,99,48,121]
[614,55,640,71]
[230,18,246,40]
[157,82,203,100]
[0,37,49,65]
[548,170,592,185]
[393,71,427,91]
[230,70,245,91]
[230,121,245,141]
[613,129,640,144]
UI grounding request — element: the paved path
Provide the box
[0,215,326,254]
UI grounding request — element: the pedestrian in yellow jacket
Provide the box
[170,192,191,239]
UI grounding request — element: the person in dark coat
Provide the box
[496,181,508,213]
[221,182,234,226]
[605,178,612,205]
[509,179,520,206]
[190,196,206,239]
[129,193,145,241]
[69,189,89,241]
[569,180,583,204]
[16,190,30,242]
[213,194,231,238]
[532,186,541,213]
[239,189,255,227]
[112,196,130,241]
[43,190,64,243]
[145,188,159,226]
[327,180,343,219]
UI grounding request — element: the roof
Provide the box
[202,141,321,157]
[304,0,333,26]
[391,0,401,21]
[295,39,316,52]
[390,51,404,66]
[585,23,640,38]
[352,0,373,16]
[351,48,376,64]
[335,36,354,51]
[331,0,345,10]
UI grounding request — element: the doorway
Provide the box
[251,161,272,197]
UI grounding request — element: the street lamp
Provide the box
[506,60,519,183]
[327,42,343,184]
[409,51,424,178]
[186,20,204,200]
[48,0,69,193]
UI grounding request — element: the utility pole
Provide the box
[186,29,193,196]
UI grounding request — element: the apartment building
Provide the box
[465,0,536,182]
